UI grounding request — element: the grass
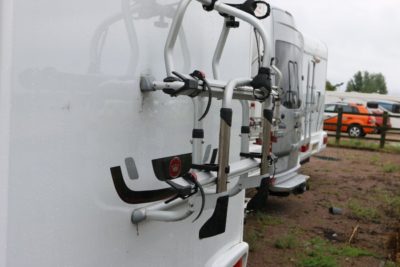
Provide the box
[333,245,376,257]
[382,163,400,173]
[385,261,400,267]
[298,237,377,267]
[274,233,298,249]
[372,189,400,218]
[328,138,400,154]
[244,227,263,252]
[370,154,382,165]
[245,213,285,252]
[347,199,380,222]
[256,213,283,227]
[382,193,400,218]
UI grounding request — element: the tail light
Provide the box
[233,258,243,267]
[300,144,310,153]
[367,116,376,124]
[323,135,328,145]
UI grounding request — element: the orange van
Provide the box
[323,102,376,137]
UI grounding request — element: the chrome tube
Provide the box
[217,78,252,193]
[212,19,230,79]
[214,2,269,68]
[164,0,192,76]
[261,97,272,175]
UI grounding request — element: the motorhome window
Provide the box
[276,40,302,109]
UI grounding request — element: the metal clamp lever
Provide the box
[162,71,200,97]
[164,173,205,222]
[162,70,213,121]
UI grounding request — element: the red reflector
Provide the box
[323,136,328,145]
[169,157,182,178]
[233,258,243,267]
[255,138,262,145]
[250,102,256,108]
[271,135,278,143]
[300,144,310,153]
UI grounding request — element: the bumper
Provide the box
[269,171,310,193]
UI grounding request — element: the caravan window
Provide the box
[275,40,302,109]
[379,102,400,113]
[379,103,393,112]
[324,104,336,113]
[393,104,400,113]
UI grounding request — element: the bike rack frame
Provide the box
[125,0,281,224]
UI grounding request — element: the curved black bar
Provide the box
[110,166,176,204]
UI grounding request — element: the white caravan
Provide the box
[0,0,326,266]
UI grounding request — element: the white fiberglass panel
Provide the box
[7,0,252,266]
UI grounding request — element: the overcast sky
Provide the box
[268,0,400,96]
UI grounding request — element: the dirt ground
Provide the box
[244,146,400,267]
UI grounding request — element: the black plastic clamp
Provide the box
[240,152,262,159]
[203,0,218,11]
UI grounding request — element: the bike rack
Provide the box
[111,0,284,229]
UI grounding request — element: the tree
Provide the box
[326,81,344,91]
[346,71,387,94]
[326,81,336,91]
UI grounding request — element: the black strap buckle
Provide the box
[203,0,218,11]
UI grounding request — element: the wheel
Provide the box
[348,125,363,137]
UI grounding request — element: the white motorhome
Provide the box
[0,0,327,266]
[299,35,328,162]
[248,9,328,199]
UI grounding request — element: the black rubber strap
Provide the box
[240,152,262,159]
[241,126,250,134]
[263,109,273,124]
[220,108,233,127]
[192,129,204,139]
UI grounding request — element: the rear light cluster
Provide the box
[233,258,243,267]
[367,116,376,124]
[300,144,310,153]
[323,135,328,145]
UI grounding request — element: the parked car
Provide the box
[324,102,376,137]
[369,108,392,133]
